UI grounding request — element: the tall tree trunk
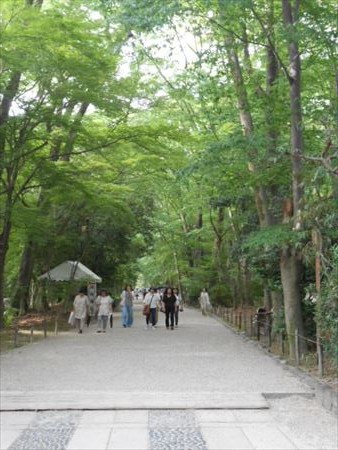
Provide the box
[61,102,89,161]
[12,242,35,314]
[193,206,203,263]
[225,33,278,311]
[280,247,305,356]
[0,73,21,326]
[262,3,284,313]
[0,197,13,330]
[225,36,271,228]
[214,206,225,283]
[0,0,44,329]
[265,1,280,225]
[241,257,250,308]
[264,288,272,311]
[0,73,21,179]
[281,0,306,358]
[282,0,304,230]
[271,290,284,339]
[332,71,338,198]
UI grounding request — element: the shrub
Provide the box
[4,307,19,328]
[209,284,232,307]
[316,246,338,367]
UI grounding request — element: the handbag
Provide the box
[143,295,153,316]
[143,304,150,316]
[68,311,75,326]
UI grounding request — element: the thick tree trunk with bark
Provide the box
[282,0,304,230]
[264,288,272,311]
[280,246,306,357]
[225,33,280,311]
[281,0,306,358]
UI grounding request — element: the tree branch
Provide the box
[250,5,292,83]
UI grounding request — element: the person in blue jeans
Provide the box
[95,290,113,333]
[120,285,134,327]
[144,288,160,329]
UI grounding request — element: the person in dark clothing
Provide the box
[161,287,176,330]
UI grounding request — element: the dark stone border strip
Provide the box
[149,411,207,450]
[8,411,81,450]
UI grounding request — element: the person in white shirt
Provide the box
[86,283,97,326]
[173,287,182,327]
[144,288,161,329]
[73,289,89,334]
[199,287,211,315]
[95,290,113,333]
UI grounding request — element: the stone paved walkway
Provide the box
[1,306,337,449]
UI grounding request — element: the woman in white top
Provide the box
[144,288,160,329]
[173,288,182,327]
[73,289,89,334]
[199,288,211,315]
[95,290,113,333]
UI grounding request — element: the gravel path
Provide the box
[0,306,310,395]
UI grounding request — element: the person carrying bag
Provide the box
[144,288,160,330]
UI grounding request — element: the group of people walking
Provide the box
[72,285,210,334]
[72,288,115,334]
[143,287,183,330]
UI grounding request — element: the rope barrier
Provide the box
[212,306,326,377]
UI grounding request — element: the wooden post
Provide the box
[54,316,58,336]
[14,324,19,348]
[43,318,47,338]
[295,328,300,366]
[257,316,260,341]
[250,315,253,337]
[239,312,242,330]
[318,338,324,377]
[268,323,272,348]
[235,313,238,328]
[243,311,247,333]
[281,331,285,355]
[226,309,229,323]
[30,327,34,343]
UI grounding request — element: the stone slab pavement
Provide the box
[1,306,337,449]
